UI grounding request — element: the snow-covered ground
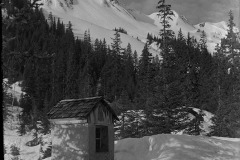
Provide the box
[4,80,239,160]
[4,105,240,160]
[40,0,238,55]
[4,106,51,160]
[115,134,240,160]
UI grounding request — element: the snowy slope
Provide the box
[149,10,197,36]
[115,134,240,160]
[41,0,159,55]
[195,21,228,53]
[194,21,240,52]
[40,0,236,55]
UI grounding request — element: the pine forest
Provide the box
[2,0,240,142]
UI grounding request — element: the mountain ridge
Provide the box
[41,0,237,54]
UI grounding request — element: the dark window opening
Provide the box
[96,125,108,152]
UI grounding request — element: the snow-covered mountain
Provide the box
[41,0,159,55]
[40,0,237,55]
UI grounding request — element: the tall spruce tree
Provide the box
[123,43,136,100]
[199,30,207,51]
[101,30,124,101]
[211,11,240,137]
[137,43,163,135]
[157,0,175,54]
[155,0,190,134]
[65,30,80,99]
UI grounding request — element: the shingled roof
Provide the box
[47,97,119,120]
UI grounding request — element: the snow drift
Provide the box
[115,134,240,160]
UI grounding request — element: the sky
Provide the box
[119,0,240,27]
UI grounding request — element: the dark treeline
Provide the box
[113,27,128,34]
[2,0,240,139]
[146,32,161,45]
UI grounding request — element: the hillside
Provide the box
[41,0,159,56]
[40,0,236,55]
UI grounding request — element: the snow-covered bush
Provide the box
[10,144,20,156]
[42,143,52,159]
[10,144,22,160]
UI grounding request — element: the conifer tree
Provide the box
[199,30,207,50]
[101,31,125,101]
[224,11,240,101]
[155,0,191,134]
[56,18,65,37]
[64,21,79,98]
[210,11,240,137]
[87,39,107,96]
[123,43,137,100]
[177,28,184,42]
[223,11,240,102]
[133,50,139,68]
[111,30,123,55]
[65,48,80,98]
[157,0,175,54]
[136,43,157,135]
